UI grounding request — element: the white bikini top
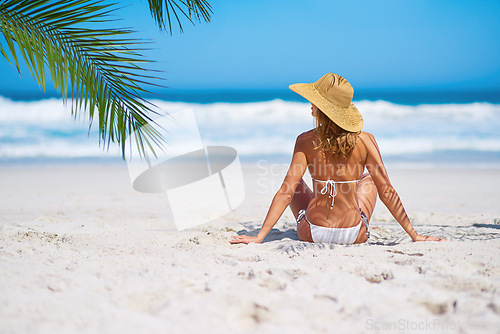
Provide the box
[311,178,360,209]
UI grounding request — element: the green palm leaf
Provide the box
[0,0,165,159]
[147,0,212,34]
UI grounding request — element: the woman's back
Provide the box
[299,129,371,228]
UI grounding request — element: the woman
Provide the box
[230,73,444,244]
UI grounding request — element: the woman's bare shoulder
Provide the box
[297,129,316,140]
[358,131,375,140]
[357,131,377,147]
[296,129,316,144]
[295,129,316,152]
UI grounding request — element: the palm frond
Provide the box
[147,0,212,34]
[0,0,165,159]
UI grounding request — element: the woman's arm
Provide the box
[362,133,445,242]
[230,137,308,244]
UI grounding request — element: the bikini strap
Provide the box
[312,178,359,209]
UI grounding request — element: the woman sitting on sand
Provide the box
[230,73,444,244]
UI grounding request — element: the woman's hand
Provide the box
[229,235,263,244]
[413,234,447,242]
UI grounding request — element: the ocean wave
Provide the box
[0,96,499,159]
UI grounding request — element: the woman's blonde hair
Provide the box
[314,109,359,158]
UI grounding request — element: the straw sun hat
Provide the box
[289,73,363,132]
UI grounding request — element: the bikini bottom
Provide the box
[297,208,369,244]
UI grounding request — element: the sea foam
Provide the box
[0,96,499,160]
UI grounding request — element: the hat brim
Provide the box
[289,83,363,132]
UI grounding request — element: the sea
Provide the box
[1,89,500,168]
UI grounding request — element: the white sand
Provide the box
[0,162,499,334]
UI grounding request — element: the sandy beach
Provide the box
[0,161,499,333]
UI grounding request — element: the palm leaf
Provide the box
[0,0,165,159]
[147,0,212,34]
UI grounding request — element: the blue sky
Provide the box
[0,0,499,95]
